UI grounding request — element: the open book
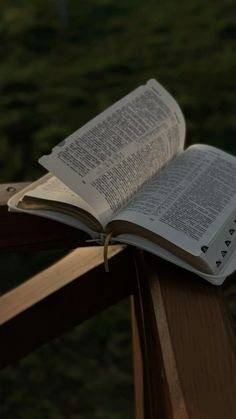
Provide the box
[8,79,236,285]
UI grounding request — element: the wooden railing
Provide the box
[1,182,236,419]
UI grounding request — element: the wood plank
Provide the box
[0,246,135,368]
[135,251,236,419]
[133,252,181,419]
[0,182,89,251]
[2,182,236,419]
[0,245,125,325]
[131,297,145,419]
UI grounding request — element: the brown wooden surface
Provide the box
[0,245,125,326]
[131,296,145,419]
[0,246,135,368]
[1,182,236,418]
[134,251,236,419]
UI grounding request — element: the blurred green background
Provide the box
[0,0,236,418]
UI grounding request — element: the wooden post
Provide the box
[132,250,236,419]
[1,183,236,418]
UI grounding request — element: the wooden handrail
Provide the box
[0,245,135,368]
[1,182,236,419]
[0,245,126,326]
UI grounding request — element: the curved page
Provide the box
[39,79,185,226]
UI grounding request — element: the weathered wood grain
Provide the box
[0,245,134,368]
[1,182,236,419]
[133,251,236,419]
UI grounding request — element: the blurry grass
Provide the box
[0,299,134,419]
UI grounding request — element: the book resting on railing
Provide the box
[8,79,236,285]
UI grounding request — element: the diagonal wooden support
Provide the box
[1,182,236,419]
[0,245,135,368]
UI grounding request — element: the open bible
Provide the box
[8,79,236,285]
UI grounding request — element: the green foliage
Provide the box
[0,0,235,181]
[0,0,236,417]
[0,300,133,419]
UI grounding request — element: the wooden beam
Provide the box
[0,245,125,325]
[131,296,145,419]
[2,182,236,419]
[0,245,135,368]
[133,251,236,419]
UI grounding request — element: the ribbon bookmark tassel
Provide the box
[103,232,114,272]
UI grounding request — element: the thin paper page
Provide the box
[23,173,100,222]
[39,79,185,226]
[114,234,228,285]
[8,181,99,237]
[111,144,236,255]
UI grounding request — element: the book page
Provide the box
[39,79,185,226]
[21,173,100,222]
[7,173,103,238]
[110,144,236,256]
[8,178,99,238]
[113,234,230,285]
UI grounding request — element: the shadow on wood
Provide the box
[1,182,236,419]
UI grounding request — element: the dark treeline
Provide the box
[1,0,235,181]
